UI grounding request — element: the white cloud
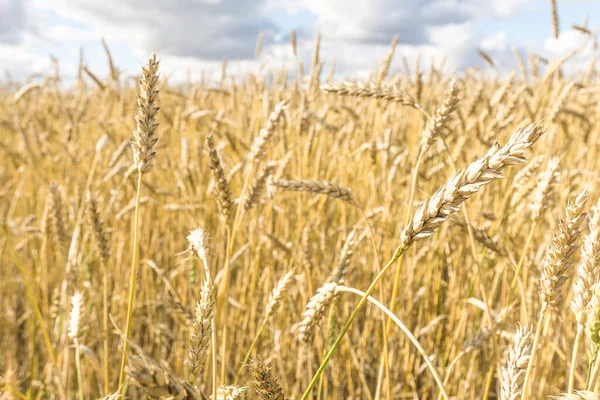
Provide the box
[1,0,597,83]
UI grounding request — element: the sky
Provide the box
[1,0,600,85]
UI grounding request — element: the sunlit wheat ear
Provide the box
[500,324,533,400]
[43,181,68,253]
[130,52,160,174]
[249,100,288,163]
[213,385,248,399]
[96,134,110,153]
[265,269,294,319]
[68,291,83,341]
[510,154,545,205]
[248,356,286,400]
[450,215,506,257]
[551,391,600,400]
[414,58,423,101]
[529,156,561,222]
[377,35,399,83]
[126,355,199,399]
[548,82,574,124]
[244,162,276,211]
[108,140,130,168]
[185,228,215,379]
[187,227,209,264]
[85,193,110,267]
[290,30,297,56]
[400,122,545,250]
[490,71,516,106]
[296,282,339,343]
[271,179,356,205]
[419,78,459,154]
[540,189,588,306]
[549,0,561,37]
[187,273,215,379]
[206,133,233,218]
[329,229,358,283]
[321,81,420,109]
[572,198,600,324]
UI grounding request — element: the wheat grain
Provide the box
[248,356,286,400]
[540,189,588,305]
[206,133,233,218]
[297,282,339,343]
[500,324,533,400]
[126,355,199,399]
[265,269,294,318]
[322,81,421,109]
[249,101,288,163]
[400,122,545,250]
[272,178,356,205]
[130,53,160,174]
[572,198,600,324]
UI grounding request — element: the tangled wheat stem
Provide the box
[337,285,450,400]
[440,137,500,399]
[511,222,538,289]
[1,226,64,398]
[380,135,500,400]
[118,171,143,389]
[521,304,547,399]
[375,147,425,397]
[300,244,407,400]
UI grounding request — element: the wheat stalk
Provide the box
[118,52,160,391]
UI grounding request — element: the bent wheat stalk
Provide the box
[337,285,450,400]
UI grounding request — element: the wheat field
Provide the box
[2,25,600,400]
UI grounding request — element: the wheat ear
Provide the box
[500,324,533,400]
[522,189,588,400]
[248,356,286,400]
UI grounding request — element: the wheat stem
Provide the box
[336,285,450,400]
[117,171,143,390]
[569,325,584,392]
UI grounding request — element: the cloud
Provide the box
[0,0,28,44]
[37,0,276,60]
[1,0,596,84]
[295,0,531,45]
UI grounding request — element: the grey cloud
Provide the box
[50,0,276,60]
[50,0,512,59]
[308,0,526,46]
[0,0,27,44]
